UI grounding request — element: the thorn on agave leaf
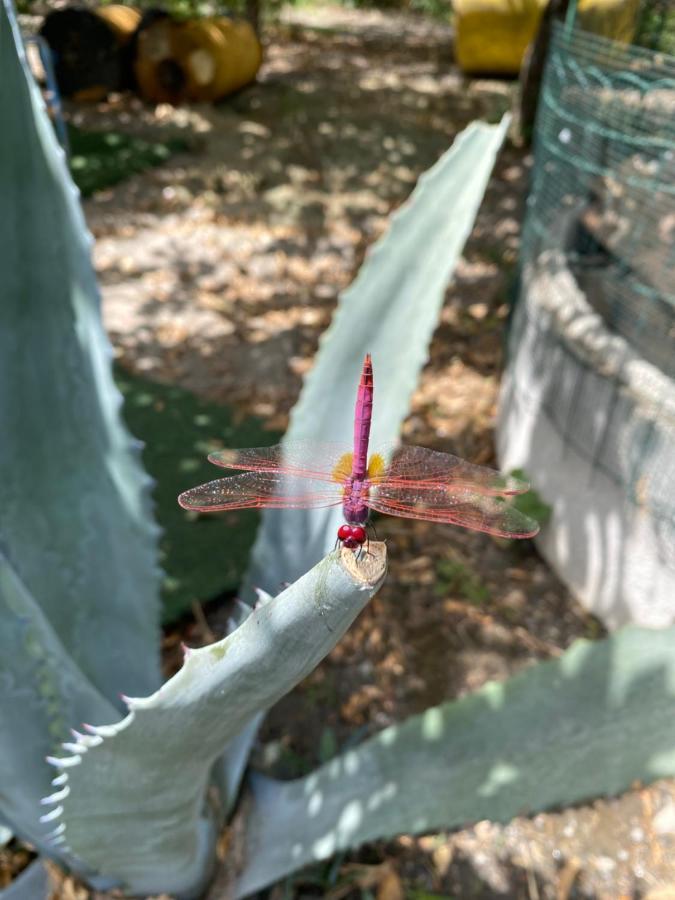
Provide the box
[39,805,63,823]
[62,742,87,755]
[46,755,81,769]
[181,643,192,658]
[82,723,107,736]
[81,722,120,738]
[119,693,138,708]
[46,823,66,839]
[254,587,274,607]
[51,773,68,787]
[41,785,70,805]
[72,732,103,749]
[235,598,253,620]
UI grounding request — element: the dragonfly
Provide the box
[178,354,539,548]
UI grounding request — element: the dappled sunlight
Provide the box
[78,17,515,434]
[238,627,675,897]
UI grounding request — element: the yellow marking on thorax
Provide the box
[367,453,386,480]
[332,452,353,482]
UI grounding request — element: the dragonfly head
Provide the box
[337,523,367,550]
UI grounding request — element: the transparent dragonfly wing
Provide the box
[371,443,530,495]
[207,441,354,484]
[178,470,344,513]
[366,483,539,538]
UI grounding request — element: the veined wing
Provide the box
[207,440,354,484]
[370,443,529,496]
[178,471,344,513]
[366,484,539,538]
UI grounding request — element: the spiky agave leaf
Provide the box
[236,624,675,896]
[0,0,161,707]
[244,113,511,597]
[0,0,162,866]
[222,112,513,825]
[0,553,118,859]
[47,546,387,897]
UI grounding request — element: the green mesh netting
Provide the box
[506,14,675,559]
[524,19,675,378]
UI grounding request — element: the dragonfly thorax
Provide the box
[342,476,369,525]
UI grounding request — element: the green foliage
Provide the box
[116,369,278,620]
[68,125,187,198]
[634,0,675,52]
[406,0,452,20]
[289,0,452,17]
[100,0,250,20]
[435,555,489,604]
[509,468,552,527]
[318,726,339,763]
[409,892,455,900]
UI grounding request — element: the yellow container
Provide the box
[95,4,141,44]
[454,0,641,75]
[134,15,262,104]
[207,17,263,100]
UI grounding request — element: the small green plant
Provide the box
[435,555,490,604]
[68,125,187,197]
[509,468,552,526]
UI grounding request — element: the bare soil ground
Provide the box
[14,5,675,899]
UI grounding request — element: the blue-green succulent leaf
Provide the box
[0,0,161,703]
[49,548,387,897]
[245,114,511,596]
[236,624,675,896]
[0,553,118,858]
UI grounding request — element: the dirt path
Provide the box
[64,7,675,898]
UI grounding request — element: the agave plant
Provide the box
[3,0,675,897]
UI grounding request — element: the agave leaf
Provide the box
[225,114,511,814]
[245,113,511,598]
[236,624,675,896]
[0,0,161,704]
[0,552,118,857]
[52,546,387,897]
[0,861,48,900]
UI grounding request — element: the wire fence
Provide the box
[506,11,675,555]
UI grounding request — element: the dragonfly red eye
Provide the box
[351,526,367,544]
[342,536,359,550]
[337,524,353,541]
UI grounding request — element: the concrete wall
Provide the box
[497,253,675,629]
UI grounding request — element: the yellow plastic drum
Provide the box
[134,15,262,104]
[208,17,263,100]
[454,0,641,75]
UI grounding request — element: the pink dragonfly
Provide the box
[178,354,539,548]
